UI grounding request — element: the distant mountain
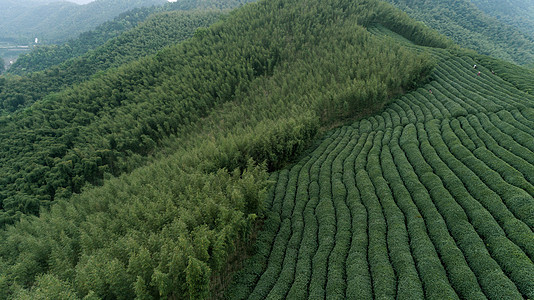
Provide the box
[8,0,255,74]
[384,0,534,66]
[0,0,166,44]
[0,10,225,112]
[470,0,534,38]
[7,5,167,73]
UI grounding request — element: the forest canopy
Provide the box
[0,10,225,113]
[0,0,450,298]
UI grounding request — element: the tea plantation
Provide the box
[228,30,534,299]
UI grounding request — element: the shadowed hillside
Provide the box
[470,0,534,38]
[7,0,256,74]
[0,10,225,113]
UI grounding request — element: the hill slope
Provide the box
[228,31,534,299]
[6,5,166,74]
[0,0,448,298]
[384,0,534,67]
[7,0,255,74]
[0,10,225,113]
[0,0,166,44]
[0,0,445,226]
[470,0,534,37]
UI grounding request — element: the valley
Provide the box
[0,43,30,71]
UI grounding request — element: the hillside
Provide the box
[6,5,165,74]
[8,0,255,74]
[1,0,533,298]
[0,0,166,44]
[0,0,446,226]
[384,0,534,67]
[0,10,225,113]
[228,31,534,299]
[470,0,534,37]
[0,0,451,297]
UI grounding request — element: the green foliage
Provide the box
[11,274,78,300]
[6,0,533,298]
[8,6,164,74]
[475,54,534,93]
[373,2,453,49]
[0,0,435,225]
[7,0,255,74]
[0,157,269,299]
[383,0,534,66]
[470,0,534,38]
[186,257,211,299]
[0,0,167,45]
[0,11,225,112]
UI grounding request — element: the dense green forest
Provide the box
[0,0,452,297]
[1,0,533,298]
[470,0,534,37]
[385,0,534,67]
[0,0,166,44]
[0,10,225,113]
[0,0,447,224]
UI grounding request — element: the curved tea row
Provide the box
[227,50,534,299]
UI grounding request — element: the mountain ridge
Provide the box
[0,0,166,44]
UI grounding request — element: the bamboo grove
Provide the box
[0,0,166,45]
[0,0,444,224]
[6,0,260,76]
[1,0,259,112]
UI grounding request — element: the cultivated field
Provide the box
[228,45,534,299]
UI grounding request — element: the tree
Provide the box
[186,257,211,300]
